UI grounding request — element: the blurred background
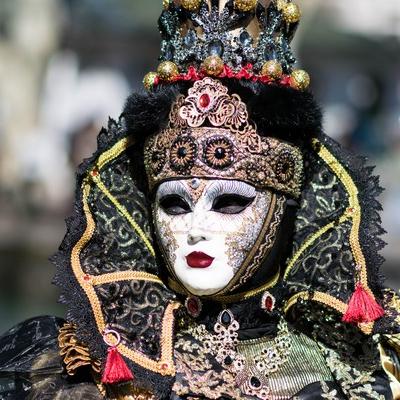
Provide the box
[0,0,399,332]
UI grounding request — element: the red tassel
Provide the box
[101,347,134,384]
[342,283,384,324]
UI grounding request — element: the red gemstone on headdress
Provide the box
[83,274,91,281]
[199,93,210,108]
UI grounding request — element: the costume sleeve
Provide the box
[0,316,103,400]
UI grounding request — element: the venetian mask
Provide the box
[153,178,275,296]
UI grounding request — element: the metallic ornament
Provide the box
[290,69,310,90]
[201,55,224,77]
[157,61,179,81]
[261,291,276,312]
[181,0,201,12]
[188,313,292,399]
[185,296,202,318]
[234,0,258,12]
[158,0,298,76]
[189,178,201,189]
[144,78,304,198]
[261,60,283,80]
[282,3,301,24]
[274,0,287,11]
[143,72,158,90]
[162,0,170,10]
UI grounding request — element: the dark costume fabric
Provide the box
[1,1,400,399]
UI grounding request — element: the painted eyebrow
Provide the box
[156,181,193,206]
[205,180,256,201]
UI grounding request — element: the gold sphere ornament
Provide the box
[290,69,310,91]
[181,0,201,12]
[157,61,179,82]
[275,0,287,11]
[163,0,170,10]
[143,72,158,90]
[234,0,257,12]
[201,56,224,77]
[261,60,283,80]
[282,3,301,24]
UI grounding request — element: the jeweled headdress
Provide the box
[144,77,303,197]
[143,0,310,91]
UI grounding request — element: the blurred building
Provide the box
[0,0,399,331]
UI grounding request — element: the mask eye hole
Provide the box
[212,194,255,214]
[159,195,191,215]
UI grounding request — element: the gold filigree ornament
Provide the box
[144,77,304,198]
[190,309,292,400]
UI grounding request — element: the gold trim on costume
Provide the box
[68,136,180,377]
[283,138,377,334]
[90,271,162,286]
[90,173,156,258]
[283,291,373,335]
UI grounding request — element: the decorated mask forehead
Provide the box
[144,78,304,198]
[153,177,285,296]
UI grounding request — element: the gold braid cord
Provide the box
[284,139,376,335]
[68,136,180,377]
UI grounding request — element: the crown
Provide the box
[143,0,310,91]
[144,77,303,197]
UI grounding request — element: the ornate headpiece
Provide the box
[144,77,303,197]
[143,0,310,91]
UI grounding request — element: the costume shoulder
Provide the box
[0,316,102,400]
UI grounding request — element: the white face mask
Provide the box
[153,179,272,296]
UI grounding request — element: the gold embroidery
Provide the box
[90,173,155,258]
[68,136,181,376]
[314,140,370,292]
[283,291,373,335]
[320,341,385,399]
[386,288,400,325]
[284,139,379,333]
[174,320,333,399]
[96,136,135,170]
[320,381,340,400]
[144,78,304,198]
[58,322,101,375]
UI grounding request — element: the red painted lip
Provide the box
[186,252,214,268]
